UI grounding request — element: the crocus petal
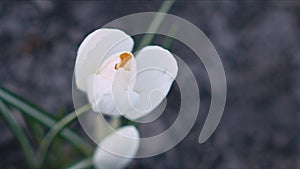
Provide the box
[98,90,140,116]
[93,126,140,169]
[87,74,111,113]
[75,28,134,92]
[112,46,178,120]
[87,52,138,115]
[135,45,178,97]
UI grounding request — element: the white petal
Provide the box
[87,53,138,116]
[98,75,140,116]
[106,88,140,116]
[87,74,111,113]
[93,126,140,169]
[136,46,178,77]
[75,28,134,92]
[114,46,178,119]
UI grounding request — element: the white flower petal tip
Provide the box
[136,45,178,78]
[93,126,140,169]
[75,28,134,92]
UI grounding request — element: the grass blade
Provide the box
[0,99,35,168]
[0,86,93,155]
[37,104,91,167]
[162,23,178,49]
[137,0,176,50]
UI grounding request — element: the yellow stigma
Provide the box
[114,52,132,70]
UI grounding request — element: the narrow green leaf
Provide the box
[137,0,176,50]
[162,23,178,49]
[0,86,93,155]
[23,114,45,145]
[36,104,91,167]
[0,99,35,168]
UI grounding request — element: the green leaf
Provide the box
[23,113,45,145]
[0,99,35,168]
[36,104,91,167]
[162,23,178,49]
[0,86,93,155]
[137,0,176,50]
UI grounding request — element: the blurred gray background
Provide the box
[0,1,300,169]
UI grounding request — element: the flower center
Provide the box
[114,52,132,70]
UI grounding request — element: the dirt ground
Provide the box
[0,1,300,169]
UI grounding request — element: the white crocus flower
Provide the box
[75,28,178,119]
[93,126,140,169]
